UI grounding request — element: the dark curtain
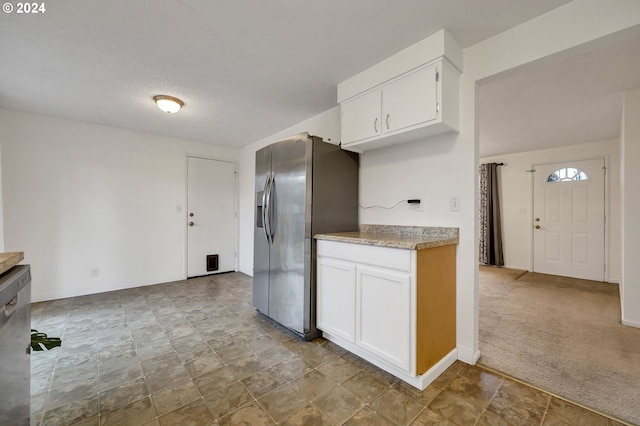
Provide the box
[479,163,504,266]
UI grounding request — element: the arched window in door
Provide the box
[547,167,588,182]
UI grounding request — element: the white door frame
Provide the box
[184,154,239,278]
[530,155,610,282]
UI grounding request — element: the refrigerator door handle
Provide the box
[262,174,271,244]
[265,172,275,244]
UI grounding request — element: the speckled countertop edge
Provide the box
[314,225,459,250]
[0,252,24,275]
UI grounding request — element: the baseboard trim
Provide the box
[621,319,640,328]
[457,345,480,364]
[322,331,457,390]
[238,265,253,277]
[32,274,185,302]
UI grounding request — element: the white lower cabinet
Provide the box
[356,266,411,371]
[316,238,457,390]
[317,258,356,343]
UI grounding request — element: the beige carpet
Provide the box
[478,266,640,425]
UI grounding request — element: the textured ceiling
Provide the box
[0,0,570,148]
[478,24,640,157]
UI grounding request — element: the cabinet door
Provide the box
[317,257,356,343]
[356,266,411,371]
[382,65,438,133]
[341,90,382,145]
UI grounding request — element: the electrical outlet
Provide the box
[91,268,99,277]
[450,196,460,212]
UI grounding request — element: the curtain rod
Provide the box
[496,163,504,166]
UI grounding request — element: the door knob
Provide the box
[535,217,540,222]
[189,222,194,227]
[189,212,194,217]
[535,225,541,229]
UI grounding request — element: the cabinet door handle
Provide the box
[385,114,390,130]
[373,117,378,133]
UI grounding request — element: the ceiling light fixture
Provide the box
[153,95,184,114]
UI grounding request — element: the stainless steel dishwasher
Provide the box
[0,264,31,426]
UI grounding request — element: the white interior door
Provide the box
[187,157,236,277]
[533,159,605,281]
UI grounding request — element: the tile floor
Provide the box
[30,272,626,426]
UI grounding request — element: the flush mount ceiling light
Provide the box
[153,95,184,114]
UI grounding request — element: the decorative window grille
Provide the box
[547,167,588,182]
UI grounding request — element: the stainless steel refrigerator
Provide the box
[254,133,359,340]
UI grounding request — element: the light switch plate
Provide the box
[450,196,460,212]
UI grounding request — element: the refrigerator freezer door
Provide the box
[253,145,271,315]
[267,136,311,333]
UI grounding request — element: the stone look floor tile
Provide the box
[97,362,144,393]
[427,389,484,426]
[193,366,238,396]
[258,383,309,423]
[98,377,148,413]
[41,395,99,426]
[144,366,190,394]
[409,408,457,425]
[393,381,441,406]
[45,377,99,412]
[30,272,623,426]
[445,374,502,409]
[202,380,254,419]
[157,398,215,426]
[370,387,425,425]
[314,385,365,425]
[99,396,156,426]
[72,415,101,426]
[30,374,52,396]
[341,370,388,402]
[151,380,201,417]
[280,404,335,426]
[544,397,609,425]
[292,370,338,401]
[241,368,288,398]
[184,354,225,379]
[344,405,391,426]
[475,409,512,426]
[487,379,551,426]
[255,344,295,367]
[217,401,275,425]
[317,357,361,383]
[228,352,269,380]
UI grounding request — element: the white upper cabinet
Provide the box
[338,30,462,153]
[382,64,438,134]
[341,90,382,144]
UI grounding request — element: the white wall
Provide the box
[621,87,640,327]
[237,107,340,275]
[481,139,621,282]
[459,0,640,360]
[235,0,640,364]
[0,108,238,302]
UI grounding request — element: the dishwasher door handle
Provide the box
[3,296,18,318]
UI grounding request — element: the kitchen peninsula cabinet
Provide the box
[315,225,458,390]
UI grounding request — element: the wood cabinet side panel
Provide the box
[416,245,456,374]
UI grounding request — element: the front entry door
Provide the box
[187,156,236,278]
[532,158,605,281]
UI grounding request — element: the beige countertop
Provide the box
[0,252,24,275]
[314,225,459,250]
